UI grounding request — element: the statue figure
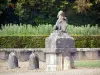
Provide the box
[54,10,68,32]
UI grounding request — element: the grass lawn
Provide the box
[75,60,100,68]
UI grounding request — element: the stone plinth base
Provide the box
[45,31,76,71]
[46,65,56,71]
[45,52,74,71]
[46,53,56,71]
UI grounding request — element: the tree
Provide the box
[0,0,19,26]
[14,0,69,24]
[73,0,100,13]
[0,0,8,14]
[0,0,100,25]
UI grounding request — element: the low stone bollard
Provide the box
[28,53,39,70]
[8,52,19,69]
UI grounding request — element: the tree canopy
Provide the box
[0,0,100,25]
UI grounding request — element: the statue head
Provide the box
[57,10,65,18]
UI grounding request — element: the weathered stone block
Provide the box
[8,52,19,69]
[18,51,32,61]
[45,31,76,71]
[28,53,39,70]
[0,51,9,60]
[45,32,76,53]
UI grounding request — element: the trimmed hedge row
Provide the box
[74,36,100,48]
[0,36,100,48]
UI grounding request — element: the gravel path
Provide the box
[0,68,100,75]
[0,61,100,75]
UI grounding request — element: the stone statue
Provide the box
[45,11,76,71]
[54,10,68,32]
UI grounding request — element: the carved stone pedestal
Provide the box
[45,31,76,71]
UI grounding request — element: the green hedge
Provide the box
[74,36,100,48]
[0,36,100,48]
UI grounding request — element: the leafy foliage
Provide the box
[0,24,100,36]
[0,36,100,48]
[0,0,9,15]
[0,0,100,25]
[14,0,69,24]
[74,0,93,13]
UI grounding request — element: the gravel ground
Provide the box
[0,60,100,75]
[0,68,100,75]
